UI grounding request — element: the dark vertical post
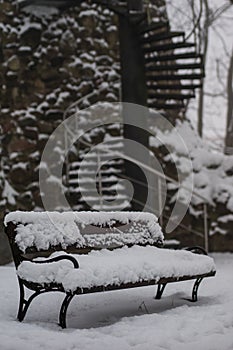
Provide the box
[225,50,233,155]
[127,0,143,12]
[118,0,149,211]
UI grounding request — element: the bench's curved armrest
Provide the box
[30,255,79,269]
[184,246,208,255]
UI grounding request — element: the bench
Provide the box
[4,211,216,328]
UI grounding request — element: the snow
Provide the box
[4,211,159,227]
[19,20,42,35]
[227,197,233,212]
[150,121,233,209]
[2,180,18,206]
[14,220,85,252]
[21,4,59,18]
[0,254,232,349]
[218,215,233,224]
[17,246,215,291]
[4,211,163,252]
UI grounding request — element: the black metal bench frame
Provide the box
[5,221,216,328]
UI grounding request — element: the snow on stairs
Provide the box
[65,129,131,211]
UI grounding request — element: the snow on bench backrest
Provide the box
[4,211,164,253]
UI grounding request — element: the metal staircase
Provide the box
[138,20,204,111]
[58,0,204,211]
[19,0,205,214]
[65,129,131,211]
[18,0,204,114]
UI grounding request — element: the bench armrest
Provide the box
[184,246,208,255]
[30,255,79,269]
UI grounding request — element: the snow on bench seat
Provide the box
[17,246,216,292]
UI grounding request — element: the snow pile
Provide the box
[17,246,216,291]
[14,220,86,253]
[4,211,163,251]
[150,121,233,212]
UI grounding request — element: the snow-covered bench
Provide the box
[4,211,216,328]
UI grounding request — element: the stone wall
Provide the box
[0,0,121,263]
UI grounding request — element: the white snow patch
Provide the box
[4,211,163,252]
[17,246,216,291]
[2,180,18,206]
[150,121,233,210]
[0,254,232,349]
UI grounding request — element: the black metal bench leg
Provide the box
[155,283,167,299]
[192,277,203,302]
[17,278,43,322]
[17,278,26,321]
[59,293,75,329]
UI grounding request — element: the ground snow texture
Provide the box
[0,254,232,350]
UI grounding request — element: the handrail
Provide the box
[63,119,209,204]
[63,92,211,251]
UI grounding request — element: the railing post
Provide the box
[203,203,209,253]
[158,178,163,227]
[97,151,103,210]
[64,123,69,190]
[127,0,143,12]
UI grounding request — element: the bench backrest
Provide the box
[4,211,164,268]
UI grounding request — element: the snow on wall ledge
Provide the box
[4,211,164,252]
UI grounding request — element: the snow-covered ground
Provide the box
[0,253,232,350]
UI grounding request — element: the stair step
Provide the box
[97,141,124,149]
[92,201,131,211]
[78,194,128,203]
[148,92,195,100]
[147,83,202,90]
[146,62,204,71]
[103,135,123,141]
[148,102,184,110]
[144,42,195,54]
[69,167,123,176]
[71,202,131,211]
[78,152,122,160]
[68,189,127,198]
[69,165,124,174]
[69,159,124,169]
[138,21,169,35]
[68,183,125,193]
[147,73,205,81]
[74,175,122,184]
[145,52,202,63]
[141,31,185,45]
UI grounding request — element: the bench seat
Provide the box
[17,245,216,292]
